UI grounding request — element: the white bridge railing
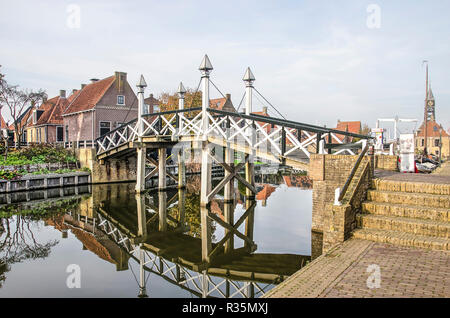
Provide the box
[95,107,371,163]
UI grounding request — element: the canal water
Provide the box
[0,172,313,298]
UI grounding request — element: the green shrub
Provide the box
[0,170,23,180]
[0,144,77,166]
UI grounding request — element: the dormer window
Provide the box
[117,95,125,105]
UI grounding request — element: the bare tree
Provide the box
[0,65,46,148]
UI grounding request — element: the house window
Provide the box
[153,104,159,112]
[117,95,125,105]
[65,125,69,142]
[421,138,424,147]
[435,139,440,147]
[100,121,111,136]
[57,126,64,142]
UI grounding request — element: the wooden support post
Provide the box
[158,191,167,231]
[316,133,322,154]
[136,193,147,237]
[281,127,286,165]
[224,202,234,253]
[327,132,332,154]
[245,154,255,199]
[177,147,186,189]
[158,147,166,191]
[244,199,255,251]
[200,206,212,263]
[135,147,146,193]
[224,146,234,202]
[245,282,255,298]
[178,188,185,226]
[200,141,212,207]
[297,129,302,142]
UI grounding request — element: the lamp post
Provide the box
[135,75,147,193]
[243,67,256,200]
[199,55,213,138]
[177,82,186,188]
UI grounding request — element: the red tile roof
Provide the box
[33,96,67,126]
[332,120,362,143]
[8,106,34,131]
[209,95,236,112]
[416,120,449,138]
[256,184,276,201]
[63,76,115,115]
[335,121,361,134]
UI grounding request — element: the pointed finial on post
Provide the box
[177,82,186,98]
[243,67,255,82]
[136,75,147,93]
[199,54,213,75]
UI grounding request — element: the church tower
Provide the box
[426,84,435,122]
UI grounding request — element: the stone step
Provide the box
[367,190,450,209]
[362,201,449,222]
[372,179,450,196]
[356,214,449,238]
[352,228,449,251]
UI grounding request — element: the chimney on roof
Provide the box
[60,90,66,98]
[263,106,268,115]
[72,89,77,94]
[226,93,231,100]
[90,78,99,83]
[115,71,127,94]
[81,84,86,89]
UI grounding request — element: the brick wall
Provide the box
[310,154,360,232]
[310,154,373,254]
[374,155,398,171]
[64,111,94,142]
[76,148,137,183]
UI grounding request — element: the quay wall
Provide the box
[0,171,90,194]
[76,148,137,184]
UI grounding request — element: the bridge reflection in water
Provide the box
[61,181,310,298]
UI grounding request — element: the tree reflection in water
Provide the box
[0,197,82,288]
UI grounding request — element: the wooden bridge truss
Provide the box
[95,55,371,210]
[64,189,285,298]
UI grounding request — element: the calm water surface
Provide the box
[0,174,313,298]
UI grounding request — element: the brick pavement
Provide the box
[264,238,450,298]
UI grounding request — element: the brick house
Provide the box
[333,120,362,143]
[62,72,138,145]
[8,105,34,144]
[415,120,449,159]
[25,90,79,143]
[144,93,160,114]
[209,94,236,112]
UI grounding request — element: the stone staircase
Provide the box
[352,179,450,250]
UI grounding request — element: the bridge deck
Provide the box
[96,135,310,171]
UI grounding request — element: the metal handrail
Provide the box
[208,108,373,140]
[338,144,369,202]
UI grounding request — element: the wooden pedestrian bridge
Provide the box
[88,55,374,287]
[94,55,371,204]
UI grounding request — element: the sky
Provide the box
[1,0,449,133]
